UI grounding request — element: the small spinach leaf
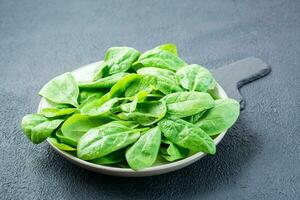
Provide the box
[158,118,216,154]
[21,114,63,144]
[40,108,76,118]
[125,75,156,97]
[132,48,186,71]
[118,101,167,126]
[196,99,240,136]
[126,127,161,170]
[48,137,76,151]
[160,139,189,162]
[39,72,79,107]
[176,64,216,92]
[109,74,142,98]
[155,43,178,56]
[79,73,129,89]
[91,148,126,165]
[93,47,140,80]
[162,92,214,118]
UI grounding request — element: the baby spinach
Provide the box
[39,72,79,107]
[137,67,182,94]
[21,114,64,144]
[21,43,240,170]
[160,139,189,162]
[40,108,76,118]
[118,101,167,126]
[126,127,161,170]
[93,47,140,80]
[158,118,216,154]
[109,74,142,98]
[48,137,76,151]
[132,45,186,71]
[155,43,178,55]
[61,114,111,143]
[162,92,214,118]
[91,148,126,165]
[124,75,156,97]
[79,73,129,89]
[196,99,240,136]
[77,121,146,160]
[176,64,216,92]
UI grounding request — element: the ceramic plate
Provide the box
[38,61,228,177]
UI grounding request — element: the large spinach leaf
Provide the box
[109,74,142,98]
[39,72,79,107]
[196,99,240,136]
[77,121,146,160]
[61,114,111,143]
[158,118,216,154]
[162,92,214,118]
[126,127,161,170]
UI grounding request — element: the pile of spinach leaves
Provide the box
[21,44,240,170]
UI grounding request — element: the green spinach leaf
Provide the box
[126,127,161,170]
[196,99,240,136]
[77,121,146,160]
[93,47,140,80]
[162,92,214,118]
[48,137,76,151]
[79,73,129,89]
[158,118,216,154]
[91,148,126,165]
[40,107,76,118]
[118,101,167,126]
[39,72,79,107]
[61,114,111,143]
[176,64,216,92]
[160,139,189,162]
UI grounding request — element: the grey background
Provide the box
[0,0,299,199]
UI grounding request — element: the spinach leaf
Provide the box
[125,75,156,97]
[155,43,178,56]
[109,74,142,98]
[91,148,126,165]
[162,92,214,118]
[137,67,182,94]
[61,114,111,143]
[48,137,76,151]
[78,90,105,104]
[126,127,161,170]
[56,130,78,148]
[79,73,129,89]
[118,101,167,126]
[80,94,118,116]
[176,64,216,92]
[120,90,149,112]
[77,121,146,160]
[158,118,216,154]
[40,107,76,118]
[160,139,189,162]
[39,72,79,107]
[196,99,240,136]
[93,47,140,80]
[132,47,186,71]
[21,114,64,144]
[184,110,207,124]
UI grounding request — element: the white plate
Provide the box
[38,61,228,177]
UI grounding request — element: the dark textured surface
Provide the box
[0,0,299,199]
